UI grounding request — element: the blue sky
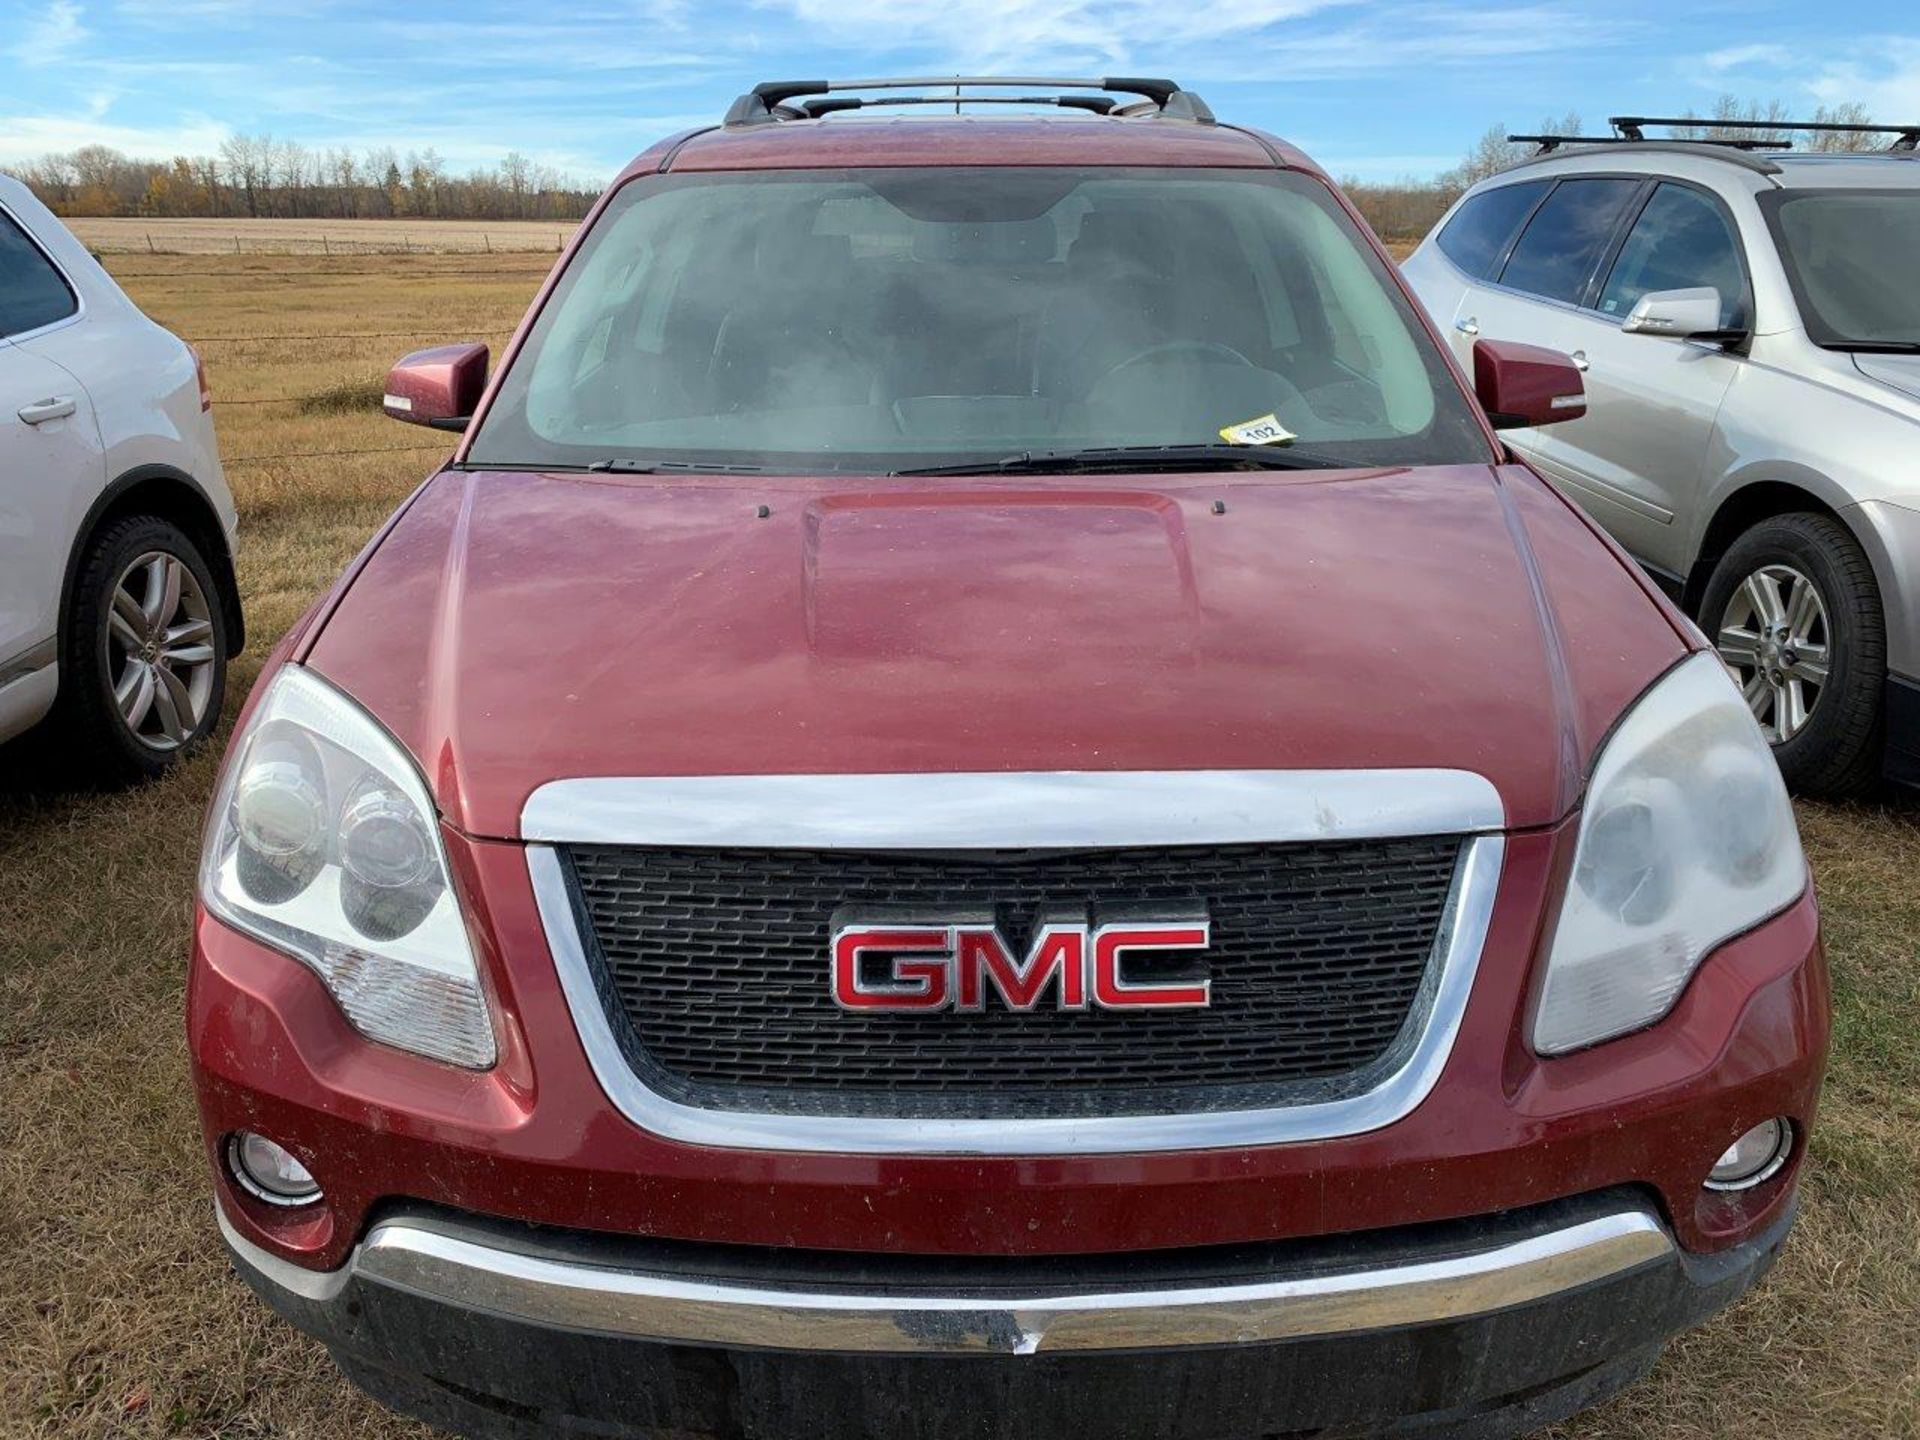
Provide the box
[3,0,1918,182]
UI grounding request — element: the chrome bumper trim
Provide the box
[221,1204,1673,1356]
[528,832,1505,1155]
[520,769,1507,848]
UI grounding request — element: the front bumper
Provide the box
[191,825,1828,1272]
[223,1188,1794,1440]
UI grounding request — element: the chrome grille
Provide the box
[563,837,1463,1120]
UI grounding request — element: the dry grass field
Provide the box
[1,247,1916,1439]
[65,216,580,255]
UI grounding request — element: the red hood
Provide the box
[302,464,1687,838]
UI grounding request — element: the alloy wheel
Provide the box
[105,550,218,751]
[1715,563,1830,744]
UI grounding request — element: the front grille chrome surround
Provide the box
[524,770,1505,1156]
[567,839,1464,1117]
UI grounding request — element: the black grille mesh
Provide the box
[565,838,1462,1118]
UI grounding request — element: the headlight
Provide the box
[1532,652,1806,1055]
[200,666,496,1068]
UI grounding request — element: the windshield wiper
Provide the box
[585,457,772,474]
[1830,341,1920,354]
[889,444,1350,478]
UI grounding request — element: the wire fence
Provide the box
[222,441,452,468]
[122,251,531,468]
[81,230,574,258]
[188,327,517,344]
[107,263,554,281]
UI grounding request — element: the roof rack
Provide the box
[1511,133,1790,155]
[723,76,1215,128]
[1612,115,1920,151]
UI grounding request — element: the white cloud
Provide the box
[0,109,231,164]
[769,0,1350,71]
[1805,38,1920,120]
[757,0,1629,80]
[1704,43,1791,73]
[1219,4,1631,81]
[9,0,87,65]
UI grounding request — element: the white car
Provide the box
[0,174,241,779]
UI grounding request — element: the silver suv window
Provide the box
[1763,189,1920,350]
[1498,178,1642,306]
[1598,183,1747,330]
[1435,180,1549,280]
[0,211,77,338]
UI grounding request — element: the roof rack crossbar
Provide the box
[799,95,1118,117]
[725,75,1212,128]
[1510,133,1790,155]
[1611,115,1920,152]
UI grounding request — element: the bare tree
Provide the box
[1808,102,1881,152]
[328,148,361,218]
[219,134,270,218]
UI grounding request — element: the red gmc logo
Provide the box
[830,917,1212,1013]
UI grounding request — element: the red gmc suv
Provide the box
[189,78,1827,1440]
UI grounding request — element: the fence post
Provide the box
[484,232,492,254]
[234,233,242,254]
[322,232,330,254]
[146,232,155,253]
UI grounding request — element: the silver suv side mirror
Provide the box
[1621,288,1725,340]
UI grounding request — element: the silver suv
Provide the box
[1403,133,1920,795]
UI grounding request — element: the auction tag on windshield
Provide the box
[1218,413,1296,446]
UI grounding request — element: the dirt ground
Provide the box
[0,250,1915,1438]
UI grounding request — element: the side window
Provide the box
[1435,181,1550,279]
[1598,183,1747,328]
[0,211,78,338]
[1497,178,1643,305]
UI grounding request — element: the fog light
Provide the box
[228,1133,322,1206]
[1705,1118,1791,1192]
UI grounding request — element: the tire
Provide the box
[1699,512,1885,798]
[53,514,230,783]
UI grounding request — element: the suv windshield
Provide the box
[467,167,1491,474]
[1764,188,1920,349]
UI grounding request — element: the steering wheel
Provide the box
[1094,339,1257,386]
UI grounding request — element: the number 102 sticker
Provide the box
[1217,413,1297,447]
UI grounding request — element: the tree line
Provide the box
[5,135,598,222]
[0,98,1893,236]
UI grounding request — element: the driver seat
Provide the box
[1034,214,1177,401]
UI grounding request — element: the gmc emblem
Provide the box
[830,916,1212,1013]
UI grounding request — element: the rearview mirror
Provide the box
[383,343,489,432]
[1472,339,1587,430]
[1620,288,1725,341]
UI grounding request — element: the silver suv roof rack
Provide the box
[1611,115,1920,152]
[1512,133,1790,155]
[723,76,1215,128]
[1509,116,1920,171]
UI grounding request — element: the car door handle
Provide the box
[1454,318,1480,336]
[1570,351,1590,372]
[18,396,77,425]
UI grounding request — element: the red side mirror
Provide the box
[1472,339,1587,430]
[383,343,489,432]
